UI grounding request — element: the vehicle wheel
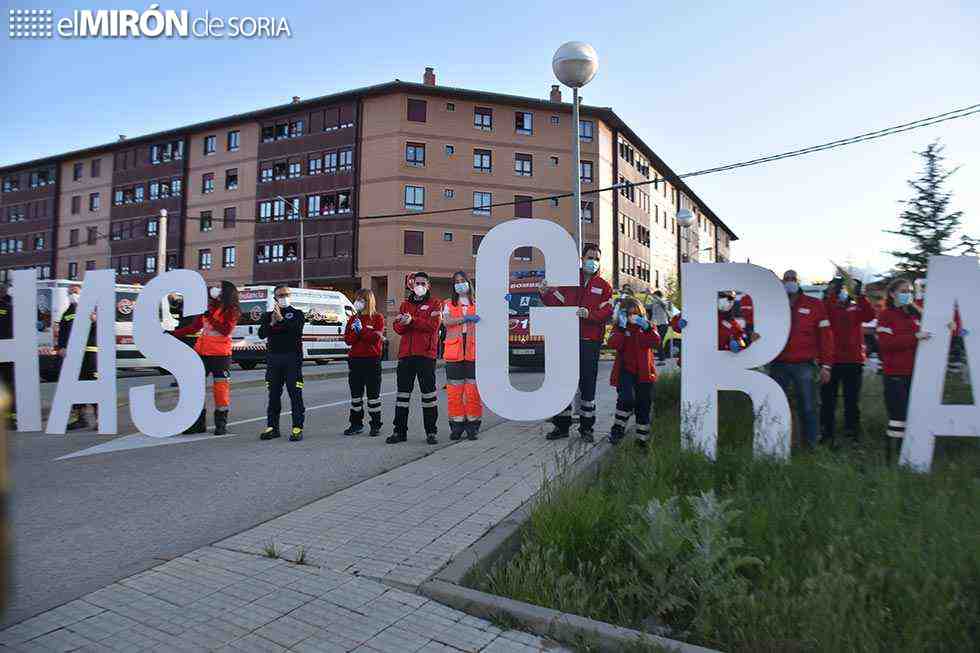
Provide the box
[238,361,257,370]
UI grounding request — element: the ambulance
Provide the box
[508,270,546,368]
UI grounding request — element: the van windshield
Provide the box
[296,302,345,326]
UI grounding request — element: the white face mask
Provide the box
[68,292,80,304]
[353,300,365,312]
[454,282,469,295]
[209,287,221,300]
[413,284,427,298]
[784,281,799,295]
[718,298,733,312]
[276,297,290,308]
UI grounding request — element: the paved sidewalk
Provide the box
[2,384,620,652]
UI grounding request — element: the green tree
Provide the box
[959,234,979,257]
[886,141,964,277]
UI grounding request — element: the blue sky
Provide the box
[2,0,978,281]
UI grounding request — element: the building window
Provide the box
[579,120,594,142]
[68,262,78,280]
[550,115,560,126]
[91,159,101,177]
[85,260,96,271]
[550,156,559,166]
[200,211,213,232]
[73,163,83,181]
[223,207,236,228]
[222,246,236,268]
[289,120,304,138]
[69,229,79,246]
[323,151,338,174]
[473,149,492,172]
[473,191,491,216]
[404,230,424,255]
[146,218,158,236]
[89,193,100,211]
[580,160,593,183]
[474,107,493,130]
[514,153,533,177]
[582,201,593,223]
[33,235,45,250]
[261,126,275,143]
[446,102,455,111]
[285,161,299,179]
[339,148,353,173]
[145,254,157,274]
[444,145,455,157]
[172,178,182,196]
[308,156,322,175]
[71,196,81,215]
[550,197,559,208]
[515,195,532,219]
[225,169,238,190]
[198,249,212,270]
[202,173,214,194]
[472,234,484,256]
[444,188,454,199]
[404,185,424,211]
[406,142,425,167]
[407,98,427,122]
[307,195,321,217]
[87,227,97,245]
[514,246,532,261]
[443,232,453,242]
[259,164,273,183]
[258,201,272,222]
[204,135,216,155]
[275,123,288,140]
[515,111,533,135]
[227,130,240,151]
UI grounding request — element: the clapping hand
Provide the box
[576,307,589,319]
[631,314,650,330]
[351,318,362,334]
[538,279,550,294]
[729,338,742,353]
[271,304,283,323]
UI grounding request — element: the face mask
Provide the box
[209,287,221,300]
[784,281,799,294]
[896,292,913,306]
[413,284,428,298]
[583,259,599,274]
[838,289,849,302]
[68,292,79,304]
[353,300,365,312]
[454,282,469,295]
[276,297,290,308]
[718,298,733,312]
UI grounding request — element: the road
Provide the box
[5,365,557,628]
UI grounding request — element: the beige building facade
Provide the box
[57,153,113,280]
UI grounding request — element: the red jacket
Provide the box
[173,300,238,357]
[540,271,614,342]
[776,293,835,366]
[608,323,660,385]
[877,306,920,376]
[824,293,876,364]
[393,296,442,359]
[669,311,744,351]
[344,313,385,359]
[736,293,754,331]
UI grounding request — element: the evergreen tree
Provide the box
[886,141,964,277]
[959,234,979,257]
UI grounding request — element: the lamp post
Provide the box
[156,208,168,276]
[675,207,696,288]
[552,41,599,255]
[274,195,303,288]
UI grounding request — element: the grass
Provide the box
[472,369,980,653]
[261,540,280,559]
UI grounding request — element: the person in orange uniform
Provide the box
[389,272,442,445]
[343,289,386,437]
[539,244,614,442]
[820,278,876,446]
[607,297,660,446]
[442,271,482,441]
[769,270,834,449]
[173,281,240,435]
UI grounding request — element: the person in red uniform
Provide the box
[173,281,240,435]
[539,244,614,442]
[343,289,385,437]
[735,292,754,343]
[668,291,751,353]
[820,278,876,446]
[768,270,835,449]
[607,297,660,446]
[389,272,442,444]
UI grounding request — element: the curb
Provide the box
[418,434,718,653]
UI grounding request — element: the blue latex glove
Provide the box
[631,315,650,330]
[464,314,481,324]
[617,311,628,329]
[729,338,741,353]
[352,318,362,334]
[961,328,971,337]
[677,318,688,331]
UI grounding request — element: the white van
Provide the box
[232,286,358,369]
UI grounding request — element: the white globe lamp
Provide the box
[676,208,695,228]
[552,41,599,88]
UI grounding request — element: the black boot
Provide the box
[464,421,481,441]
[260,426,280,441]
[368,420,382,437]
[545,426,569,441]
[386,432,407,444]
[213,410,228,436]
[344,424,364,436]
[608,426,625,445]
[449,422,465,441]
[183,409,206,434]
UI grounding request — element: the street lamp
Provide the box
[552,41,599,255]
[274,195,304,288]
[675,207,695,286]
[156,208,168,276]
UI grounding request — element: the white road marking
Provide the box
[55,392,397,461]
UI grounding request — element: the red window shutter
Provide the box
[515,195,532,218]
[407,99,427,122]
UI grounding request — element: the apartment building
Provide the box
[0,67,736,358]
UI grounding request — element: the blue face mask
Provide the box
[784,281,799,294]
[454,282,469,295]
[838,289,849,302]
[583,259,599,274]
[896,292,913,306]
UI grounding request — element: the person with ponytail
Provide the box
[441,271,482,441]
[173,280,240,435]
[343,288,385,436]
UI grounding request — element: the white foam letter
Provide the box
[680,263,792,460]
[47,270,118,434]
[0,270,42,431]
[476,219,579,420]
[902,255,980,471]
[129,270,206,437]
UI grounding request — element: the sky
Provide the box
[1,0,978,282]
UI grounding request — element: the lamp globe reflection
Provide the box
[676,208,696,228]
[552,41,599,88]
